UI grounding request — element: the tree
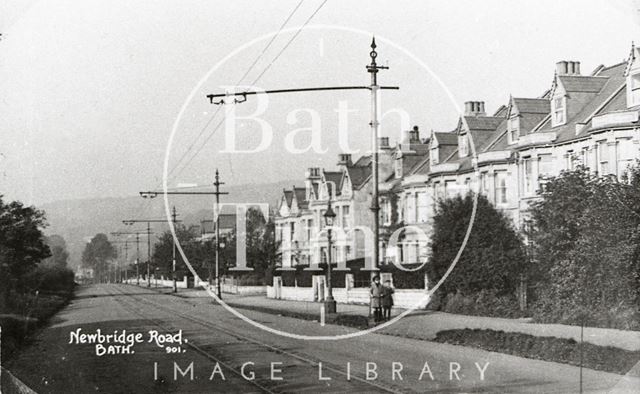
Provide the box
[0,196,51,285]
[526,167,596,283]
[81,233,116,283]
[530,166,640,328]
[43,234,69,268]
[242,208,280,282]
[152,225,201,279]
[429,192,526,297]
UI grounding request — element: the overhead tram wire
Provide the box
[169,0,329,181]
[161,0,307,186]
[129,1,325,222]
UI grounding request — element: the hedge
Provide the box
[434,328,639,375]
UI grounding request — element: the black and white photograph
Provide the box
[1,1,639,393]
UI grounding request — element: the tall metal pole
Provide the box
[124,239,128,282]
[172,206,178,293]
[136,233,140,286]
[214,169,223,299]
[367,37,386,275]
[147,221,151,287]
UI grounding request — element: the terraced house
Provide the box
[276,43,640,279]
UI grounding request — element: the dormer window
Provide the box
[552,96,566,126]
[430,146,439,165]
[508,116,520,144]
[458,134,469,157]
[395,158,403,178]
[629,74,640,107]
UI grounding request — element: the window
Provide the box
[290,222,295,241]
[382,200,392,225]
[565,150,575,170]
[630,74,640,107]
[405,193,416,223]
[508,117,520,143]
[538,154,553,179]
[580,148,589,169]
[494,171,508,204]
[306,219,312,241]
[523,158,534,195]
[395,158,403,178]
[552,96,566,126]
[431,147,439,165]
[616,138,635,180]
[417,192,429,223]
[342,206,351,227]
[445,180,457,198]
[480,172,490,195]
[434,182,444,201]
[598,141,610,175]
[458,134,469,157]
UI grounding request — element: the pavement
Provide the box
[147,285,640,352]
[5,284,635,393]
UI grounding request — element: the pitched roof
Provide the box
[433,132,458,145]
[293,187,308,209]
[346,165,371,189]
[538,62,627,142]
[558,75,608,93]
[464,116,504,131]
[201,213,236,233]
[512,98,550,114]
[283,189,293,208]
[323,171,343,196]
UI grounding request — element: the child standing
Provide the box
[381,280,394,321]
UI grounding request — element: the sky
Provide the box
[1,0,639,205]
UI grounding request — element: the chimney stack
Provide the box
[305,167,321,200]
[409,125,420,143]
[337,153,352,167]
[556,60,581,75]
[464,101,486,117]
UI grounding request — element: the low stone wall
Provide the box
[125,276,187,288]
[267,285,430,309]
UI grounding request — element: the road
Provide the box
[3,284,629,393]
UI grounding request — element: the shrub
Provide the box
[438,289,524,318]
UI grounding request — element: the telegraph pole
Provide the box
[136,233,140,285]
[122,219,180,288]
[111,231,151,285]
[213,169,226,299]
[171,206,179,293]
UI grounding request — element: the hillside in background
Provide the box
[40,179,298,269]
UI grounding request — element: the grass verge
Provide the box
[1,290,74,361]
[433,328,640,375]
[224,302,370,329]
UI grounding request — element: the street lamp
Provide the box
[323,199,337,314]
